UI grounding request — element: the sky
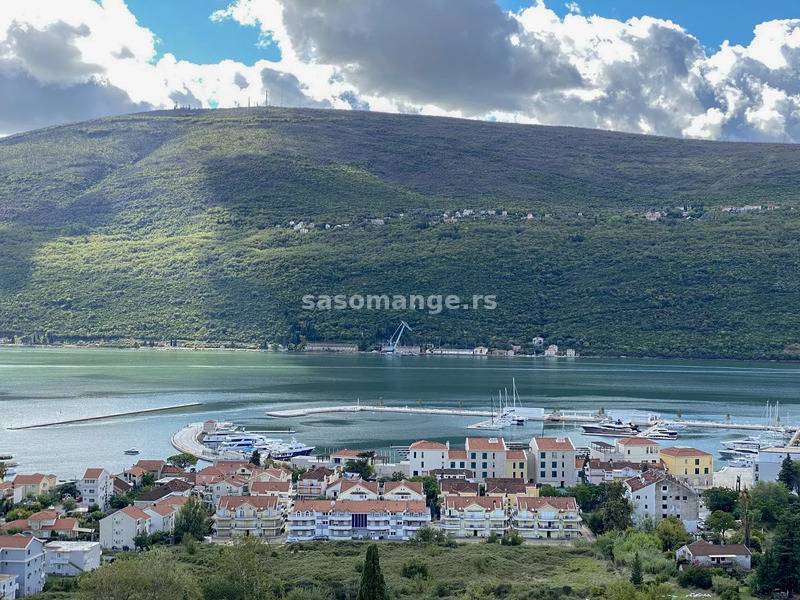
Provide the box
[2,0,800,141]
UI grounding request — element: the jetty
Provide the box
[7,402,203,430]
[171,422,242,462]
[265,405,494,418]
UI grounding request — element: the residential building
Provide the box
[78,468,115,511]
[12,473,57,498]
[133,460,166,479]
[249,481,293,507]
[624,471,700,532]
[120,467,147,487]
[99,506,152,550]
[530,437,577,488]
[338,480,379,501]
[465,437,507,482]
[208,476,248,507]
[483,478,539,507]
[213,496,284,538]
[0,534,45,597]
[194,466,227,487]
[505,449,528,480]
[1,510,79,539]
[287,500,430,541]
[660,447,713,488]
[586,459,652,485]
[676,540,751,571]
[143,504,176,534]
[408,441,449,477]
[544,345,558,357]
[440,496,508,538]
[382,481,425,502]
[440,480,480,497]
[753,447,800,484]
[616,438,661,464]
[133,479,192,508]
[513,497,582,539]
[44,541,101,576]
[0,574,17,600]
[0,482,23,505]
[445,450,468,471]
[297,467,338,499]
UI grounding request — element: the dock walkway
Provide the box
[171,422,242,462]
[265,405,493,418]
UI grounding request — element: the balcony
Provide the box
[329,523,352,531]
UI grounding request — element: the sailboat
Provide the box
[500,379,526,425]
[471,393,504,430]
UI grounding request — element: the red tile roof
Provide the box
[683,540,751,557]
[120,506,151,520]
[466,437,507,451]
[440,480,479,495]
[409,440,448,451]
[660,446,712,458]
[448,450,467,460]
[82,468,106,479]
[250,481,291,495]
[28,511,59,522]
[47,518,79,531]
[0,519,28,531]
[383,480,424,495]
[531,438,575,451]
[329,449,365,457]
[332,500,428,513]
[516,497,578,512]
[217,495,278,511]
[624,470,694,493]
[444,496,505,511]
[300,467,334,481]
[13,473,55,485]
[506,450,527,460]
[125,467,147,476]
[0,534,36,548]
[484,478,530,495]
[340,479,379,494]
[618,437,659,446]
[156,496,189,508]
[134,460,165,471]
[146,505,175,517]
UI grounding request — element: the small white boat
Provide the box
[123,449,140,455]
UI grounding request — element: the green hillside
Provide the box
[1,107,799,359]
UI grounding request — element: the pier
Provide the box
[171,422,243,462]
[7,402,203,430]
[265,405,494,418]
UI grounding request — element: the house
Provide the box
[532,337,545,347]
[12,473,57,498]
[616,438,661,464]
[99,506,152,550]
[465,437,507,482]
[585,459,653,485]
[544,345,558,357]
[249,481,293,507]
[483,478,539,507]
[78,468,115,511]
[133,479,193,509]
[194,466,228,487]
[624,471,700,532]
[513,497,582,539]
[530,437,578,488]
[505,449,528,480]
[327,450,367,467]
[0,534,45,597]
[213,496,284,538]
[473,346,488,356]
[676,540,751,571]
[44,541,101,576]
[565,349,576,358]
[382,480,425,502]
[338,480,379,501]
[298,467,339,499]
[120,466,147,487]
[440,496,508,538]
[408,441,449,477]
[0,482,23,505]
[440,480,480,497]
[753,447,800,484]
[113,477,132,495]
[133,460,166,479]
[1,510,80,539]
[287,500,430,541]
[660,447,713,488]
[208,476,248,507]
[0,574,17,600]
[144,504,176,534]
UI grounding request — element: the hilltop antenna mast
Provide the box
[265,89,269,107]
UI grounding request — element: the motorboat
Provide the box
[123,449,140,455]
[581,420,641,437]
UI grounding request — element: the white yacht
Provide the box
[581,421,641,437]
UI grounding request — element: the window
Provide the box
[482,462,487,469]
[551,471,557,478]
[694,468,699,474]
[471,462,476,469]
[540,461,545,468]
[540,471,546,478]
[482,472,487,478]
[695,459,700,465]
[471,453,476,460]
[460,462,465,469]
[540,452,546,459]
[552,461,557,468]
[482,453,488,459]
[704,468,709,474]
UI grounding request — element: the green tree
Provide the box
[567,483,605,512]
[602,482,633,533]
[173,496,210,543]
[706,511,737,541]
[773,511,800,596]
[655,515,691,551]
[167,453,198,469]
[538,484,563,497]
[751,545,779,597]
[357,544,387,600]
[702,487,740,514]
[0,462,7,481]
[778,453,800,494]
[249,449,262,467]
[749,481,790,527]
[630,552,643,586]
[344,458,374,479]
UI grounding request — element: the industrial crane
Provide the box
[382,321,412,354]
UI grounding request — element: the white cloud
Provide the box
[3,0,800,142]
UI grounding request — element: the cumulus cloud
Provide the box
[4,0,800,142]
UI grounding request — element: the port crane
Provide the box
[382,321,412,354]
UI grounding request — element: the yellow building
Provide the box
[659,447,713,488]
[505,449,528,480]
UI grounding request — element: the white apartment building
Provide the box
[465,437,507,482]
[408,441,449,477]
[513,497,582,539]
[440,496,508,538]
[143,504,176,534]
[213,496,285,538]
[77,468,115,511]
[624,471,700,532]
[0,535,45,597]
[44,541,101,576]
[530,437,577,488]
[99,506,152,550]
[287,500,430,541]
[615,438,661,463]
[753,447,800,484]
[383,481,425,502]
[0,574,17,600]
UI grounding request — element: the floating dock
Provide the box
[7,402,203,430]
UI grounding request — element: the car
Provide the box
[312,535,329,541]
[286,536,300,543]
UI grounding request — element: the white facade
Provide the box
[408,441,449,477]
[0,535,45,598]
[288,500,430,541]
[99,506,152,550]
[530,438,577,488]
[624,473,700,532]
[0,574,17,600]
[143,505,176,534]
[440,497,508,538]
[44,542,101,577]
[78,469,115,511]
[465,438,507,482]
[513,497,582,539]
[753,447,800,484]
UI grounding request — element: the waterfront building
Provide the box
[512,497,582,539]
[616,438,661,464]
[440,496,508,538]
[44,541,101,576]
[659,447,713,488]
[99,506,152,550]
[213,496,284,538]
[77,468,115,511]
[0,535,45,597]
[408,441,449,477]
[529,438,577,488]
[753,447,800,484]
[287,500,430,541]
[465,437,507,482]
[624,471,700,532]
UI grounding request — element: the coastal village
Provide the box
[0,421,777,597]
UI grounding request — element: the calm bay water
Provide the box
[0,348,799,479]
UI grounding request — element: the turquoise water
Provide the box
[0,348,798,478]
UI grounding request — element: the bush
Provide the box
[720,590,740,600]
[678,566,725,589]
[401,559,430,580]
[712,575,740,594]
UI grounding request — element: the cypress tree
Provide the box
[630,552,643,586]
[357,544,387,600]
